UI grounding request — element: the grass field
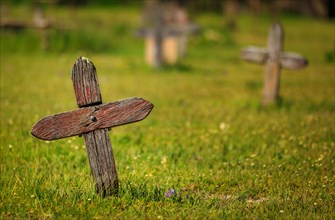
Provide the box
[1,4,334,219]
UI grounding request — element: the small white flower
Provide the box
[161,156,167,165]
[219,122,225,131]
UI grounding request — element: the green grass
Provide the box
[1,4,334,219]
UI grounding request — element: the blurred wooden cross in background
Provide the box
[137,0,199,68]
[31,57,154,196]
[241,22,308,105]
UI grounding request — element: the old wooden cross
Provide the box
[31,57,154,196]
[241,22,308,105]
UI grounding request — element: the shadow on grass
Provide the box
[118,180,164,202]
[98,180,202,205]
[155,63,194,74]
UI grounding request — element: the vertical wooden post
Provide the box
[163,36,179,64]
[152,28,163,68]
[263,22,284,105]
[72,57,118,196]
[241,22,307,105]
[32,57,154,197]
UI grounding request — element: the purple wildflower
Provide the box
[165,189,176,198]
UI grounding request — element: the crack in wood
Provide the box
[31,57,153,196]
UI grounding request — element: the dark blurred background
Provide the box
[2,0,334,18]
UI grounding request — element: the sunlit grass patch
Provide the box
[1,4,334,219]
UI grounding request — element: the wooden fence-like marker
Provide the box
[31,57,154,196]
[241,22,308,105]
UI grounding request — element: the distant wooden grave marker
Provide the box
[31,57,154,196]
[241,22,308,105]
[1,7,52,49]
[138,1,199,68]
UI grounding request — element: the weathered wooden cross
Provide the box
[241,22,308,105]
[31,57,154,196]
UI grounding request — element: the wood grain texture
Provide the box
[31,57,154,196]
[31,97,154,140]
[72,57,119,196]
[72,57,102,107]
[84,128,118,196]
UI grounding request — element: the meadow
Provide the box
[1,4,334,219]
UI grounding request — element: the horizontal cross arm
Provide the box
[281,52,308,69]
[136,24,200,37]
[241,46,268,64]
[241,46,308,70]
[31,97,154,140]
